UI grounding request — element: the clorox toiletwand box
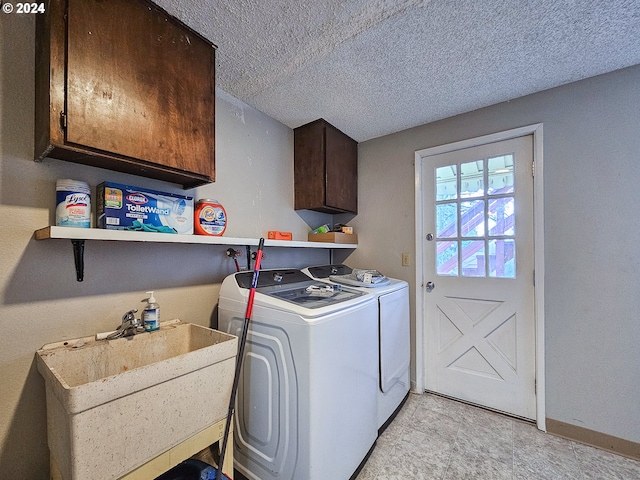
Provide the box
[97,182,194,234]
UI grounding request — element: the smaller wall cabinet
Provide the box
[35,0,216,189]
[294,119,358,214]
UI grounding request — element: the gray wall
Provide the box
[349,65,640,445]
[0,16,334,478]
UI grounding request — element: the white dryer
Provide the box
[218,269,378,480]
[303,265,410,432]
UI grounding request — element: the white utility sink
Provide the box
[36,320,237,480]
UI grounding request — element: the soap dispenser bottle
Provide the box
[143,291,160,332]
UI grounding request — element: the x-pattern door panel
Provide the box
[437,297,518,383]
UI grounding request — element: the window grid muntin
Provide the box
[435,153,516,279]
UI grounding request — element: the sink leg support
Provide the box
[71,240,85,282]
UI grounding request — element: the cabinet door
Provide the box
[65,0,215,180]
[325,123,358,213]
[294,120,326,211]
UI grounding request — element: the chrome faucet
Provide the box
[106,309,142,339]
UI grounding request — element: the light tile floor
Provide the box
[356,393,640,480]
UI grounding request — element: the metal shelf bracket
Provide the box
[71,240,85,282]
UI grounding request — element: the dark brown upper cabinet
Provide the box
[294,119,358,214]
[35,0,216,189]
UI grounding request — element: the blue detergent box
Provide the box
[97,182,194,234]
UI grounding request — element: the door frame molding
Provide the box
[413,124,546,431]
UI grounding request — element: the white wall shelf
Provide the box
[34,226,357,281]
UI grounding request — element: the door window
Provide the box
[435,155,516,278]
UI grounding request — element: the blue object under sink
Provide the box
[155,459,221,480]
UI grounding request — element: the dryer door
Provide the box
[379,287,411,392]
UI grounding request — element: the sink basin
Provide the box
[36,320,237,480]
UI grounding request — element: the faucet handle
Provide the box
[122,309,138,323]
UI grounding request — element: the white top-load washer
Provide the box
[303,265,411,432]
[218,269,378,480]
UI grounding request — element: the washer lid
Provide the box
[259,280,365,309]
[329,274,391,288]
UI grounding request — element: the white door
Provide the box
[422,135,536,419]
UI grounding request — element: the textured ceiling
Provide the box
[154,0,640,142]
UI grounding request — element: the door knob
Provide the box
[426,281,435,292]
